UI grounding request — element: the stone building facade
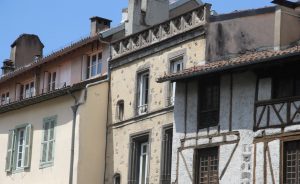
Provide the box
[105,0,208,183]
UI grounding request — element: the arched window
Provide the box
[113,173,121,184]
[117,100,124,121]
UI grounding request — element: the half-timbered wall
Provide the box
[174,68,300,184]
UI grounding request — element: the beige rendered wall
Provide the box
[76,81,109,184]
[207,12,275,61]
[0,95,74,184]
[106,36,206,183]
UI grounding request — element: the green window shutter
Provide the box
[48,118,56,162]
[40,116,56,167]
[5,130,15,172]
[23,124,33,168]
[41,120,49,164]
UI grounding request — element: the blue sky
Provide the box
[0,0,272,63]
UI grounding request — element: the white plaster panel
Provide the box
[178,149,194,184]
[219,143,241,184]
[211,136,224,143]
[186,81,198,138]
[255,142,264,184]
[197,138,210,145]
[267,140,280,184]
[232,72,256,130]
[219,75,231,132]
[226,134,239,142]
[257,78,272,101]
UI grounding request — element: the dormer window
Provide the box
[20,81,35,100]
[47,72,57,91]
[1,92,9,105]
[87,53,102,79]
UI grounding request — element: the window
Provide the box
[117,100,124,121]
[169,57,183,105]
[283,140,300,184]
[114,173,121,184]
[137,71,149,115]
[1,92,9,105]
[198,77,220,129]
[5,124,32,172]
[128,134,149,184]
[273,75,300,99]
[47,72,57,91]
[40,116,57,168]
[20,81,35,99]
[160,127,173,184]
[87,53,102,79]
[194,147,219,184]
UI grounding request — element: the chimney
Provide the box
[90,17,112,36]
[10,34,44,69]
[121,8,128,23]
[125,0,169,36]
[1,59,14,75]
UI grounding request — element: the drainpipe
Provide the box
[68,91,83,184]
[98,34,112,184]
[68,76,110,184]
[68,35,112,184]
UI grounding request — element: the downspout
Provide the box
[68,34,111,184]
[98,34,112,184]
[68,92,83,184]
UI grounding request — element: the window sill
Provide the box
[39,162,54,169]
[9,168,26,174]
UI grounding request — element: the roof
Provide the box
[0,75,107,114]
[157,45,300,83]
[0,34,100,84]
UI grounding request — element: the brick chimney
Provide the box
[90,17,112,36]
[10,34,44,68]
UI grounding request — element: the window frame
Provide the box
[160,125,173,184]
[1,91,10,105]
[272,74,300,99]
[137,70,150,115]
[116,100,125,121]
[20,80,35,100]
[198,77,220,129]
[169,56,184,106]
[128,132,150,184]
[40,115,57,169]
[5,124,33,173]
[47,71,57,92]
[282,139,300,184]
[194,146,219,184]
[113,173,121,184]
[87,52,103,79]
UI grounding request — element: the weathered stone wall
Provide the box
[106,36,206,184]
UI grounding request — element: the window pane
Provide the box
[195,147,219,184]
[199,78,220,128]
[284,140,300,183]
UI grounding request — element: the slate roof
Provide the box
[157,45,300,83]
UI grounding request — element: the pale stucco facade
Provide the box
[0,81,108,184]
